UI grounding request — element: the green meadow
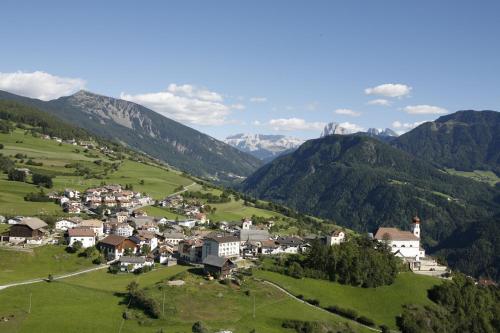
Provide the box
[0,266,370,333]
[255,270,441,329]
[0,245,95,285]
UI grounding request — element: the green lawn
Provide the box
[0,245,95,285]
[255,270,441,329]
[0,266,370,333]
[0,130,194,216]
[446,168,500,186]
[208,199,284,222]
[141,205,185,220]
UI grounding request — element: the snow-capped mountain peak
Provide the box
[320,122,358,137]
[224,133,304,161]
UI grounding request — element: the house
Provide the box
[163,231,184,245]
[80,219,104,236]
[178,219,196,229]
[178,239,203,263]
[64,189,80,199]
[242,218,252,230]
[67,228,96,248]
[117,256,153,272]
[55,218,79,231]
[202,255,236,279]
[239,229,270,243]
[115,211,129,223]
[8,216,24,225]
[326,230,346,246]
[195,213,208,224]
[275,236,305,254]
[202,234,240,260]
[97,235,137,260]
[113,223,134,237]
[374,216,425,268]
[131,216,159,233]
[9,217,48,244]
[136,230,158,251]
[260,239,281,255]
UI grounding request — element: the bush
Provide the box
[192,321,208,333]
[380,324,390,333]
[357,316,375,327]
[306,298,320,306]
[8,169,26,182]
[326,305,358,320]
[32,173,53,188]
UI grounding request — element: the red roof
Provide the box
[68,228,95,237]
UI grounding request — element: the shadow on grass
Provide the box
[187,267,205,276]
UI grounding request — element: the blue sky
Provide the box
[1,0,499,139]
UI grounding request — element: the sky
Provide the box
[0,0,499,140]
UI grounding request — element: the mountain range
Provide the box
[0,90,262,182]
[224,133,304,161]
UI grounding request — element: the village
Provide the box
[0,182,448,280]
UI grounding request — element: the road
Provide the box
[260,280,382,332]
[0,264,109,291]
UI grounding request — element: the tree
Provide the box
[141,244,151,255]
[47,274,54,282]
[32,173,53,188]
[8,169,26,182]
[72,240,83,252]
[139,179,145,185]
[124,247,134,256]
[83,246,98,258]
[126,281,140,294]
[192,321,208,333]
[288,262,304,279]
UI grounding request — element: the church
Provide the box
[374,216,425,269]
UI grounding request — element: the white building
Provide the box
[164,232,185,245]
[178,219,197,229]
[113,223,134,237]
[326,230,345,246]
[202,234,240,260]
[79,219,104,236]
[55,218,80,231]
[117,256,153,272]
[374,217,425,267]
[68,228,96,248]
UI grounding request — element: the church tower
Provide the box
[411,216,421,238]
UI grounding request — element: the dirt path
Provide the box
[260,279,382,332]
[0,264,109,291]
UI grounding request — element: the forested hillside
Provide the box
[394,110,500,175]
[242,134,500,250]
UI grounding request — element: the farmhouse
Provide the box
[164,231,185,245]
[202,255,235,279]
[9,217,48,244]
[67,228,96,248]
[55,218,79,231]
[202,234,240,260]
[97,235,137,260]
[80,219,104,236]
[178,239,203,263]
[374,216,425,268]
[117,256,153,272]
[275,236,305,254]
[326,230,346,246]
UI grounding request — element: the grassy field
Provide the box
[446,168,500,186]
[0,245,95,285]
[0,266,370,333]
[141,205,186,219]
[0,129,193,215]
[255,270,441,329]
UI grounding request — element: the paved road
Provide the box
[0,264,109,291]
[261,280,382,332]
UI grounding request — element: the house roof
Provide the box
[20,217,48,230]
[137,230,156,240]
[99,235,126,246]
[260,239,279,248]
[164,232,184,239]
[240,229,270,242]
[331,230,345,237]
[202,255,233,268]
[205,233,239,244]
[276,236,304,246]
[80,219,103,228]
[68,228,95,237]
[374,227,419,241]
[119,256,146,264]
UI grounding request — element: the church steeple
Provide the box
[411,216,421,238]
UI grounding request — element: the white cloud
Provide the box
[365,83,412,98]
[249,96,267,103]
[120,84,236,126]
[402,105,448,115]
[252,120,262,126]
[231,103,246,110]
[392,120,427,134]
[338,122,365,133]
[335,108,361,117]
[367,99,391,106]
[0,71,86,101]
[268,118,326,131]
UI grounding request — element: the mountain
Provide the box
[241,134,500,248]
[0,90,262,182]
[320,122,357,137]
[224,133,304,161]
[394,110,500,175]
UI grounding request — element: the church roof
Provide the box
[374,227,419,241]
